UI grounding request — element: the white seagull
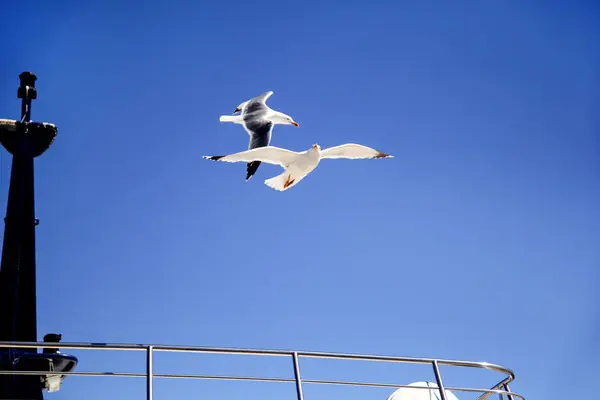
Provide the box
[203,143,393,191]
[219,91,299,181]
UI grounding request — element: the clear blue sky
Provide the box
[1,1,598,399]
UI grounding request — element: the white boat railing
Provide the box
[0,341,525,400]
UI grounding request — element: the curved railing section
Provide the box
[0,341,524,400]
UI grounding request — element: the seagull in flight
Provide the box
[203,143,393,191]
[219,91,299,181]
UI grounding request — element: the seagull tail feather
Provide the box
[264,170,305,192]
[219,115,243,123]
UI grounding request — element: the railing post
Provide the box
[503,383,515,400]
[147,346,153,400]
[292,352,305,400]
[431,360,448,400]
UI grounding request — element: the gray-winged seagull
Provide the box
[219,91,299,181]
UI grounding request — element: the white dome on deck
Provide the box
[386,381,460,400]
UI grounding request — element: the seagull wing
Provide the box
[243,119,273,139]
[253,91,274,104]
[244,123,274,180]
[203,146,299,168]
[320,144,393,160]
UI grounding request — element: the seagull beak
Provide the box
[291,121,299,127]
[233,107,241,114]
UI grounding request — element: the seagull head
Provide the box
[311,144,321,151]
[270,111,299,127]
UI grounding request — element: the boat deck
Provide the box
[0,341,524,400]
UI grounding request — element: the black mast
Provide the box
[0,72,42,399]
[0,72,74,399]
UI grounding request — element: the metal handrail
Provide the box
[0,341,524,400]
